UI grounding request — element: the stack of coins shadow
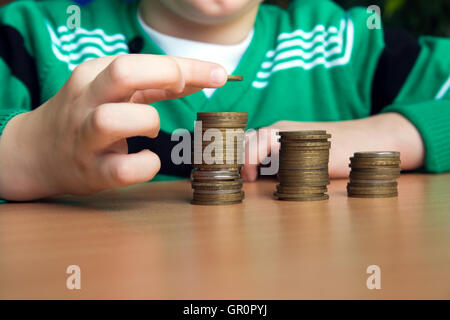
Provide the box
[275,130,331,201]
[191,112,248,205]
[347,151,401,198]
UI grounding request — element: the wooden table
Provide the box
[1,173,449,299]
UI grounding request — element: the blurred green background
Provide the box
[268,0,450,37]
[1,0,448,37]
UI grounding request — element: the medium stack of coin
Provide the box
[191,112,248,205]
[275,130,331,201]
[347,151,401,198]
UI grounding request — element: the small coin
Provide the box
[349,160,401,168]
[279,155,329,161]
[279,176,330,184]
[274,192,329,201]
[346,187,398,195]
[279,163,328,170]
[198,112,248,118]
[199,139,244,143]
[192,170,240,181]
[347,181,398,187]
[276,184,327,194]
[193,165,243,171]
[194,152,242,157]
[347,192,398,198]
[279,137,330,142]
[191,200,243,206]
[193,189,243,195]
[280,159,329,164]
[199,128,246,134]
[278,174,330,180]
[280,157,329,163]
[280,141,331,147]
[350,156,400,162]
[280,182,330,187]
[280,150,329,155]
[281,146,331,151]
[350,167,401,173]
[350,175,401,182]
[279,130,328,136]
[199,118,247,123]
[353,151,400,158]
[192,179,243,188]
[278,168,328,174]
[278,175,330,181]
[192,166,241,171]
[348,181,397,187]
[279,135,331,141]
[227,75,244,81]
[200,123,247,128]
[279,161,329,167]
[193,191,244,201]
[349,179,398,187]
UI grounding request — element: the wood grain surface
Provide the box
[1,173,449,299]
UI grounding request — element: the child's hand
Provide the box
[241,114,425,182]
[0,55,227,201]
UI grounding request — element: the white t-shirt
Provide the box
[138,12,254,98]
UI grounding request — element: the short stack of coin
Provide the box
[275,130,331,201]
[347,151,401,198]
[191,112,248,205]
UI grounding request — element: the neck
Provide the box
[139,1,258,45]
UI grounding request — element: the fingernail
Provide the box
[210,67,227,85]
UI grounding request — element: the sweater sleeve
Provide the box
[378,36,450,173]
[1,2,43,203]
[0,2,42,136]
[382,99,450,173]
[0,37,33,137]
[344,5,450,173]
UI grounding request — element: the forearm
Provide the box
[0,109,56,201]
[270,113,425,178]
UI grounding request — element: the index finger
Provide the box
[87,54,227,104]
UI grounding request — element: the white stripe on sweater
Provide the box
[252,17,354,88]
[435,76,450,100]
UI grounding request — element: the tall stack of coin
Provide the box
[347,151,401,198]
[275,130,331,201]
[191,112,248,205]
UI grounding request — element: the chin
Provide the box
[164,0,261,24]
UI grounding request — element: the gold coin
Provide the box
[191,200,243,205]
[346,187,398,195]
[353,151,400,158]
[279,130,328,136]
[227,75,244,81]
[347,192,398,198]
[276,184,327,194]
[193,189,243,195]
[348,181,397,187]
[192,170,240,181]
[193,163,243,170]
[274,192,329,201]
[193,191,244,201]
[197,112,248,117]
[192,179,243,189]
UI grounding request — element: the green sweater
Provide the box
[1,0,450,183]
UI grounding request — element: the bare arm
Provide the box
[242,113,425,181]
[0,55,227,201]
